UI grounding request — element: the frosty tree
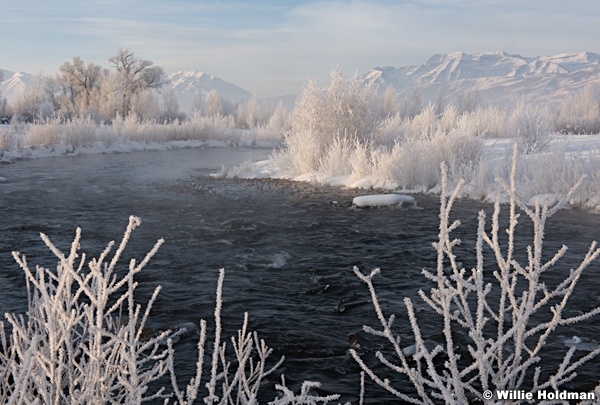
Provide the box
[57,57,104,115]
[109,49,167,116]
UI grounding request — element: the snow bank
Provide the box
[0,139,279,163]
[225,133,600,213]
[352,194,418,208]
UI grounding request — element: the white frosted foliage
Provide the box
[351,146,600,403]
[0,216,341,404]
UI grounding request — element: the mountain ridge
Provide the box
[361,51,600,109]
[167,70,252,113]
[0,69,34,106]
[3,51,600,114]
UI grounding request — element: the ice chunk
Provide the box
[158,322,200,345]
[564,335,600,351]
[564,335,582,345]
[352,194,418,208]
[402,340,445,357]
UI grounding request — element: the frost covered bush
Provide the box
[291,68,380,142]
[23,117,63,148]
[352,149,600,403]
[374,103,508,144]
[0,216,339,404]
[511,147,600,211]
[61,116,98,147]
[509,100,554,154]
[2,100,281,154]
[457,105,508,138]
[0,127,18,152]
[555,85,600,135]
[389,130,483,190]
[277,69,380,174]
[7,116,98,149]
[254,101,291,143]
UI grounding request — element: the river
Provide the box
[0,147,599,403]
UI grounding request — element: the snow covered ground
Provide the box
[223,133,600,212]
[0,137,265,163]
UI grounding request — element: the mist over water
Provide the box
[1,148,599,402]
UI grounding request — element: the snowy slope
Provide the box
[0,70,33,104]
[168,70,252,113]
[361,51,600,109]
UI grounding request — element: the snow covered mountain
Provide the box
[168,70,252,113]
[361,51,600,110]
[5,52,600,115]
[0,70,34,105]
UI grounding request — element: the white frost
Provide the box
[527,193,560,207]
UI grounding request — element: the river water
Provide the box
[0,147,599,403]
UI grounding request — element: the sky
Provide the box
[1,0,600,98]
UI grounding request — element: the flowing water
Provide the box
[0,147,599,403]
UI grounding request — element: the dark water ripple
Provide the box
[0,148,599,403]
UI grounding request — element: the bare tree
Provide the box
[108,49,167,115]
[382,85,398,117]
[400,87,423,119]
[204,89,223,118]
[13,74,45,122]
[58,57,104,115]
[456,89,478,114]
[160,88,182,122]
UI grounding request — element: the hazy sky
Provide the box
[2,0,599,98]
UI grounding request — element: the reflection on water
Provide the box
[1,147,599,402]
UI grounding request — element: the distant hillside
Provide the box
[0,70,34,105]
[168,70,252,113]
[360,51,600,110]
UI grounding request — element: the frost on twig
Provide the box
[352,145,600,404]
[3,215,170,404]
[1,216,340,404]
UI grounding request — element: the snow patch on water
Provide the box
[352,194,418,208]
[563,336,600,351]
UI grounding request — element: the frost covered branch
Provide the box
[353,146,600,403]
[0,216,340,404]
